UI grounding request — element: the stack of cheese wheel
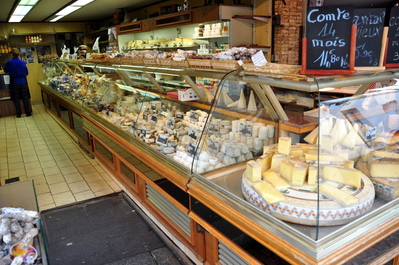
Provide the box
[357,147,399,200]
[242,136,375,226]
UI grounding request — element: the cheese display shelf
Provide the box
[40,62,399,264]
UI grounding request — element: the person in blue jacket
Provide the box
[5,48,31,118]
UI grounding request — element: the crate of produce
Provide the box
[187,59,212,68]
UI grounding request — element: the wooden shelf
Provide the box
[232,15,271,24]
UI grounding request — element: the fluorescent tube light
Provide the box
[56,6,81,16]
[73,0,95,6]
[13,5,33,16]
[50,15,65,22]
[19,0,39,5]
[9,15,24,22]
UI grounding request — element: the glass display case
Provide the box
[39,61,399,263]
[191,69,399,262]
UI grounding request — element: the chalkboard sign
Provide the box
[353,8,386,67]
[304,5,355,72]
[386,6,399,66]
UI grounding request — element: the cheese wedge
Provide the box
[279,158,295,182]
[319,183,359,206]
[253,181,286,204]
[304,127,318,144]
[322,165,362,188]
[246,160,262,182]
[280,158,308,186]
[304,153,345,164]
[370,161,399,178]
[320,135,334,153]
[372,150,399,160]
[278,137,292,156]
[291,162,309,186]
[256,151,274,172]
[262,171,290,190]
[290,147,304,159]
[307,166,318,186]
[343,160,355,168]
[270,154,286,172]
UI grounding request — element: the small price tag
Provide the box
[156,134,169,146]
[237,60,244,66]
[176,112,184,119]
[188,129,199,141]
[208,139,220,152]
[366,127,377,140]
[187,143,197,157]
[150,114,158,123]
[239,122,253,136]
[190,110,199,122]
[167,118,175,129]
[251,51,267,67]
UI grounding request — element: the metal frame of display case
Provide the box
[39,61,399,264]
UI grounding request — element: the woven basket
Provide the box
[171,60,189,68]
[143,58,159,66]
[130,58,144,65]
[187,59,212,68]
[211,60,251,70]
[108,58,121,64]
[243,63,301,74]
[158,58,172,67]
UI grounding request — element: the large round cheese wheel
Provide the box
[241,172,375,226]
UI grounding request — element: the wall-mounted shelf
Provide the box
[232,15,271,25]
[193,35,229,39]
[122,44,198,50]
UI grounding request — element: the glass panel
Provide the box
[59,104,69,126]
[42,91,49,107]
[50,97,57,115]
[71,111,88,143]
[121,161,136,184]
[95,140,113,163]
[118,22,142,34]
[155,12,191,27]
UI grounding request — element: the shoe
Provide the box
[16,115,21,118]
[26,113,32,117]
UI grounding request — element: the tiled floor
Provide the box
[0,104,122,212]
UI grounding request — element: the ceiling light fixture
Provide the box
[48,0,95,22]
[8,0,40,22]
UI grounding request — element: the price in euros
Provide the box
[313,49,349,68]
